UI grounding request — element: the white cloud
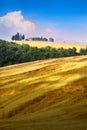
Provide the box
[0,11,36,39]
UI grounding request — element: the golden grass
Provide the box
[0,56,87,130]
[9,40,87,52]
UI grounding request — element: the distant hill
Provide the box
[0,56,87,130]
[11,40,87,52]
[2,39,87,67]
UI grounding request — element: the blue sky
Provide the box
[0,0,87,42]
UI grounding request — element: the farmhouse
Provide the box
[26,37,48,41]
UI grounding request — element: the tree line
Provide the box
[27,37,54,42]
[11,32,54,42]
[0,39,87,67]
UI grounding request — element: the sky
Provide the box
[0,0,87,42]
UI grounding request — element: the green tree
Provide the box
[49,37,54,42]
[80,48,87,55]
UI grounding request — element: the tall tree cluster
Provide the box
[12,32,25,40]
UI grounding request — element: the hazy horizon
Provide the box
[0,0,87,43]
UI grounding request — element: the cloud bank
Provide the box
[0,11,36,39]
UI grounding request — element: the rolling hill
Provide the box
[0,56,87,130]
[10,40,87,52]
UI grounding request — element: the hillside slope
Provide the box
[0,56,87,130]
[10,40,87,52]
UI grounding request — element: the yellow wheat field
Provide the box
[0,56,87,130]
[9,40,87,52]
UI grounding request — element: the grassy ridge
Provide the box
[0,56,87,129]
[1,40,87,67]
[13,40,87,52]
